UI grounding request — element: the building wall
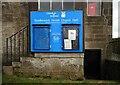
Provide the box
[13,53,84,80]
[0,2,2,84]
[106,38,120,61]
[2,2,29,55]
[76,2,112,78]
[0,1,2,72]
[104,38,120,80]
[2,2,112,80]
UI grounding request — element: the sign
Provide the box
[30,11,83,52]
[68,30,76,40]
[64,39,72,49]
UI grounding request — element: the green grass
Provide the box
[2,75,119,84]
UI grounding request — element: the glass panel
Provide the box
[52,1,62,10]
[63,0,75,10]
[40,0,50,11]
[62,25,79,50]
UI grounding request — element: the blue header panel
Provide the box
[30,11,83,52]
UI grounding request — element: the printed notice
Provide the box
[68,30,76,40]
[64,39,72,49]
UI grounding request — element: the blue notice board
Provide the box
[30,10,84,52]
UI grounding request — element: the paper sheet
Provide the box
[64,39,72,49]
[68,30,76,40]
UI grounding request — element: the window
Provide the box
[39,0,50,11]
[87,0,101,16]
[63,0,75,10]
[52,0,62,11]
[38,0,75,11]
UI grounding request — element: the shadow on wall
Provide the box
[104,38,120,80]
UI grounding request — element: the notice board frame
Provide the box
[30,10,84,53]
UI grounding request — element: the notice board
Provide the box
[30,10,83,52]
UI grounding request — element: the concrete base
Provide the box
[14,53,84,80]
[3,66,13,75]
[12,62,21,68]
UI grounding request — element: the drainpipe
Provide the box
[38,0,40,11]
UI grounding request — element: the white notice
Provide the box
[64,39,72,49]
[68,30,76,40]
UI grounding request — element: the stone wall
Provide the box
[104,38,120,80]
[2,2,29,54]
[0,2,2,71]
[2,2,113,80]
[83,2,112,78]
[106,38,120,61]
[0,1,2,84]
[13,53,84,80]
[2,2,29,37]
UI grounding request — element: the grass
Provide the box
[2,75,120,84]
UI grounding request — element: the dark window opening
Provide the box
[84,49,101,79]
[52,2,62,10]
[38,0,75,11]
[40,0,50,11]
[63,2,75,10]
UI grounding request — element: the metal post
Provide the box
[26,26,29,57]
[22,30,24,57]
[18,33,20,62]
[14,35,16,61]
[6,38,8,65]
[10,37,12,65]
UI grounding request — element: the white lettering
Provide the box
[72,19,78,22]
[35,19,50,22]
[51,19,60,22]
[61,19,71,22]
